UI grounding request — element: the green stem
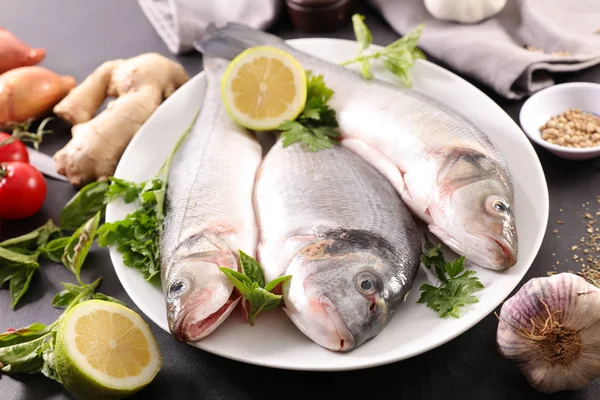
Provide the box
[339,51,382,67]
[1,117,53,150]
[0,163,7,180]
[65,277,102,314]
[156,110,201,178]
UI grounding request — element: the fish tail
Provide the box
[194,22,284,60]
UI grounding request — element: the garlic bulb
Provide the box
[496,273,600,393]
[424,0,508,24]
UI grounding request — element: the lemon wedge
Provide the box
[221,46,307,131]
[54,300,162,400]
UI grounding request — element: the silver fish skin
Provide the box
[195,23,518,271]
[254,138,421,352]
[160,57,262,342]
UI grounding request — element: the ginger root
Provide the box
[53,53,189,187]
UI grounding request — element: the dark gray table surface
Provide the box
[1,1,600,399]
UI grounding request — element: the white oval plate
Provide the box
[106,38,549,371]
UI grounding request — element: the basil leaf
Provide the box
[0,323,49,347]
[0,335,45,365]
[218,267,252,298]
[238,250,265,287]
[51,289,77,308]
[62,212,101,282]
[351,14,372,53]
[0,246,39,266]
[93,293,125,306]
[40,335,60,383]
[0,219,60,250]
[264,275,292,293]
[60,181,109,231]
[247,287,284,325]
[1,350,44,374]
[9,266,37,309]
[40,237,70,263]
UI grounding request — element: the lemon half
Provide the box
[221,46,307,131]
[55,300,162,400]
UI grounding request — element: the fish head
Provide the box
[431,171,518,270]
[283,237,411,352]
[164,251,240,342]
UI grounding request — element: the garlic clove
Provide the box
[497,273,600,393]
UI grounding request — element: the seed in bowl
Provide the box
[540,109,600,148]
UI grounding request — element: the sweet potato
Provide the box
[0,66,76,126]
[0,27,45,74]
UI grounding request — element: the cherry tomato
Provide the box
[0,132,29,163]
[0,161,46,220]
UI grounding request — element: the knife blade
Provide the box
[26,148,69,182]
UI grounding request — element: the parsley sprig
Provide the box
[278,71,340,152]
[417,236,484,318]
[341,14,425,87]
[219,251,291,325]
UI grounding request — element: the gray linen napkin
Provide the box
[139,0,600,99]
[370,0,600,99]
[138,0,280,54]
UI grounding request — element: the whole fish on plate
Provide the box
[195,24,518,271]
[254,138,421,352]
[160,57,263,342]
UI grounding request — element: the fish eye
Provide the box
[494,200,507,213]
[486,196,509,216]
[169,281,185,296]
[355,272,378,295]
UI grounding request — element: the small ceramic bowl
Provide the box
[519,82,600,160]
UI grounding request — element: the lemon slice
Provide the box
[55,300,162,400]
[221,46,307,131]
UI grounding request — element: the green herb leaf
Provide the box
[0,219,61,251]
[1,349,44,374]
[93,293,125,306]
[106,177,143,203]
[264,275,292,292]
[41,237,70,263]
[218,267,253,298]
[40,334,60,382]
[360,58,373,79]
[9,267,37,309]
[62,212,101,284]
[417,236,483,318]
[351,14,372,54]
[278,71,340,152]
[239,250,265,287]
[219,252,290,325]
[97,200,161,281]
[246,287,283,325]
[60,181,109,231]
[51,282,86,309]
[0,335,46,366]
[0,323,49,347]
[342,15,425,87]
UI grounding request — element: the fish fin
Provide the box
[341,138,407,196]
[435,147,508,195]
[194,22,284,60]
